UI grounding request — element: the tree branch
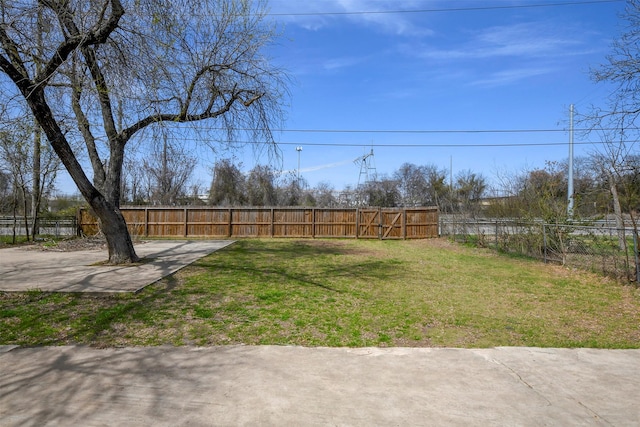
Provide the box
[121,88,263,142]
[81,44,120,146]
[35,0,124,87]
[0,26,30,86]
[70,61,106,191]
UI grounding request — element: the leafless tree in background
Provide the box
[454,170,487,216]
[394,163,429,207]
[357,177,401,207]
[588,133,640,250]
[312,181,337,208]
[276,171,307,206]
[393,163,450,207]
[210,159,247,206]
[584,0,640,245]
[246,164,278,206]
[141,135,196,205]
[0,120,59,240]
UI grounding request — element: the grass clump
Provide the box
[1,238,639,348]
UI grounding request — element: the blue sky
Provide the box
[252,0,626,192]
[56,0,627,195]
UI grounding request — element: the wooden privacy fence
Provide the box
[79,207,439,240]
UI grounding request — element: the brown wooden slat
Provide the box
[78,207,439,239]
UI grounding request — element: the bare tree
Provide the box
[0,0,286,263]
[489,158,607,219]
[0,121,59,240]
[337,185,357,208]
[0,130,30,240]
[0,169,11,241]
[120,155,144,205]
[589,1,640,130]
[276,171,306,206]
[312,181,337,208]
[589,137,638,249]
[209,159,246,206]
[454,169,487,216]
[560,156,602,217]
[0,169,10,214]
[246,164,278,206]
[585,0,640,242]
[393,163,448,207]
[508,163,568,222]
[358,177,401,207]
[424,165,451,210]
[142,135,196,205]
[394,163,429,207]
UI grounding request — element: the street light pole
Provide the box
[296,146,302,183]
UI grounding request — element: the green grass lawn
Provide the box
[0,235,30,246]
[1,238,640,348]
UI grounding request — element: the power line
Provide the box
[191,126,636,134]
[165,137,638,148]
[64,118,640,136]
[271,128,619,134]
[267,0,623,17]
[265,140,635,148]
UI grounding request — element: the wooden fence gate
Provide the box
[357,208,408,239]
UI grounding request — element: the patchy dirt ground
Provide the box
[8,237,108,252]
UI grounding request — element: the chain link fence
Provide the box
[440,215,639,282]
[0,216,78,238]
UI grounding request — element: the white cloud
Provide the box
[323,55,368,71]
[395,20,597,87]
[470,67,554,87]
[269,0,435,36]
[418,22,584,61]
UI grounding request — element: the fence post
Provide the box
[271,208,275,238]
[184,207,188,237]
[312,208,316,238]
[402,208,407,240]
[144,207,149,237]
[633,231,639,284]
[543,224,548,264]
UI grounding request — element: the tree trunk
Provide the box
[11,184,17,244]
[31,123,41,240]
[91,196,139,264]
[32,7,43,239]
[26,89,138,263]
[608,170,626,251]
[21,184,29,242]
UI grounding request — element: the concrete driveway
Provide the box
[1,345,639,426]
[0,240,234,293]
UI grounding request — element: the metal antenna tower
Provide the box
[354,148,377,187]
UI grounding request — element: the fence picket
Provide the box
[78,206,439,240]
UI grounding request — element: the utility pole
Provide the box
[568,104,575,218]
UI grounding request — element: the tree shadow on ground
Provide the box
[193,239,409,294]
